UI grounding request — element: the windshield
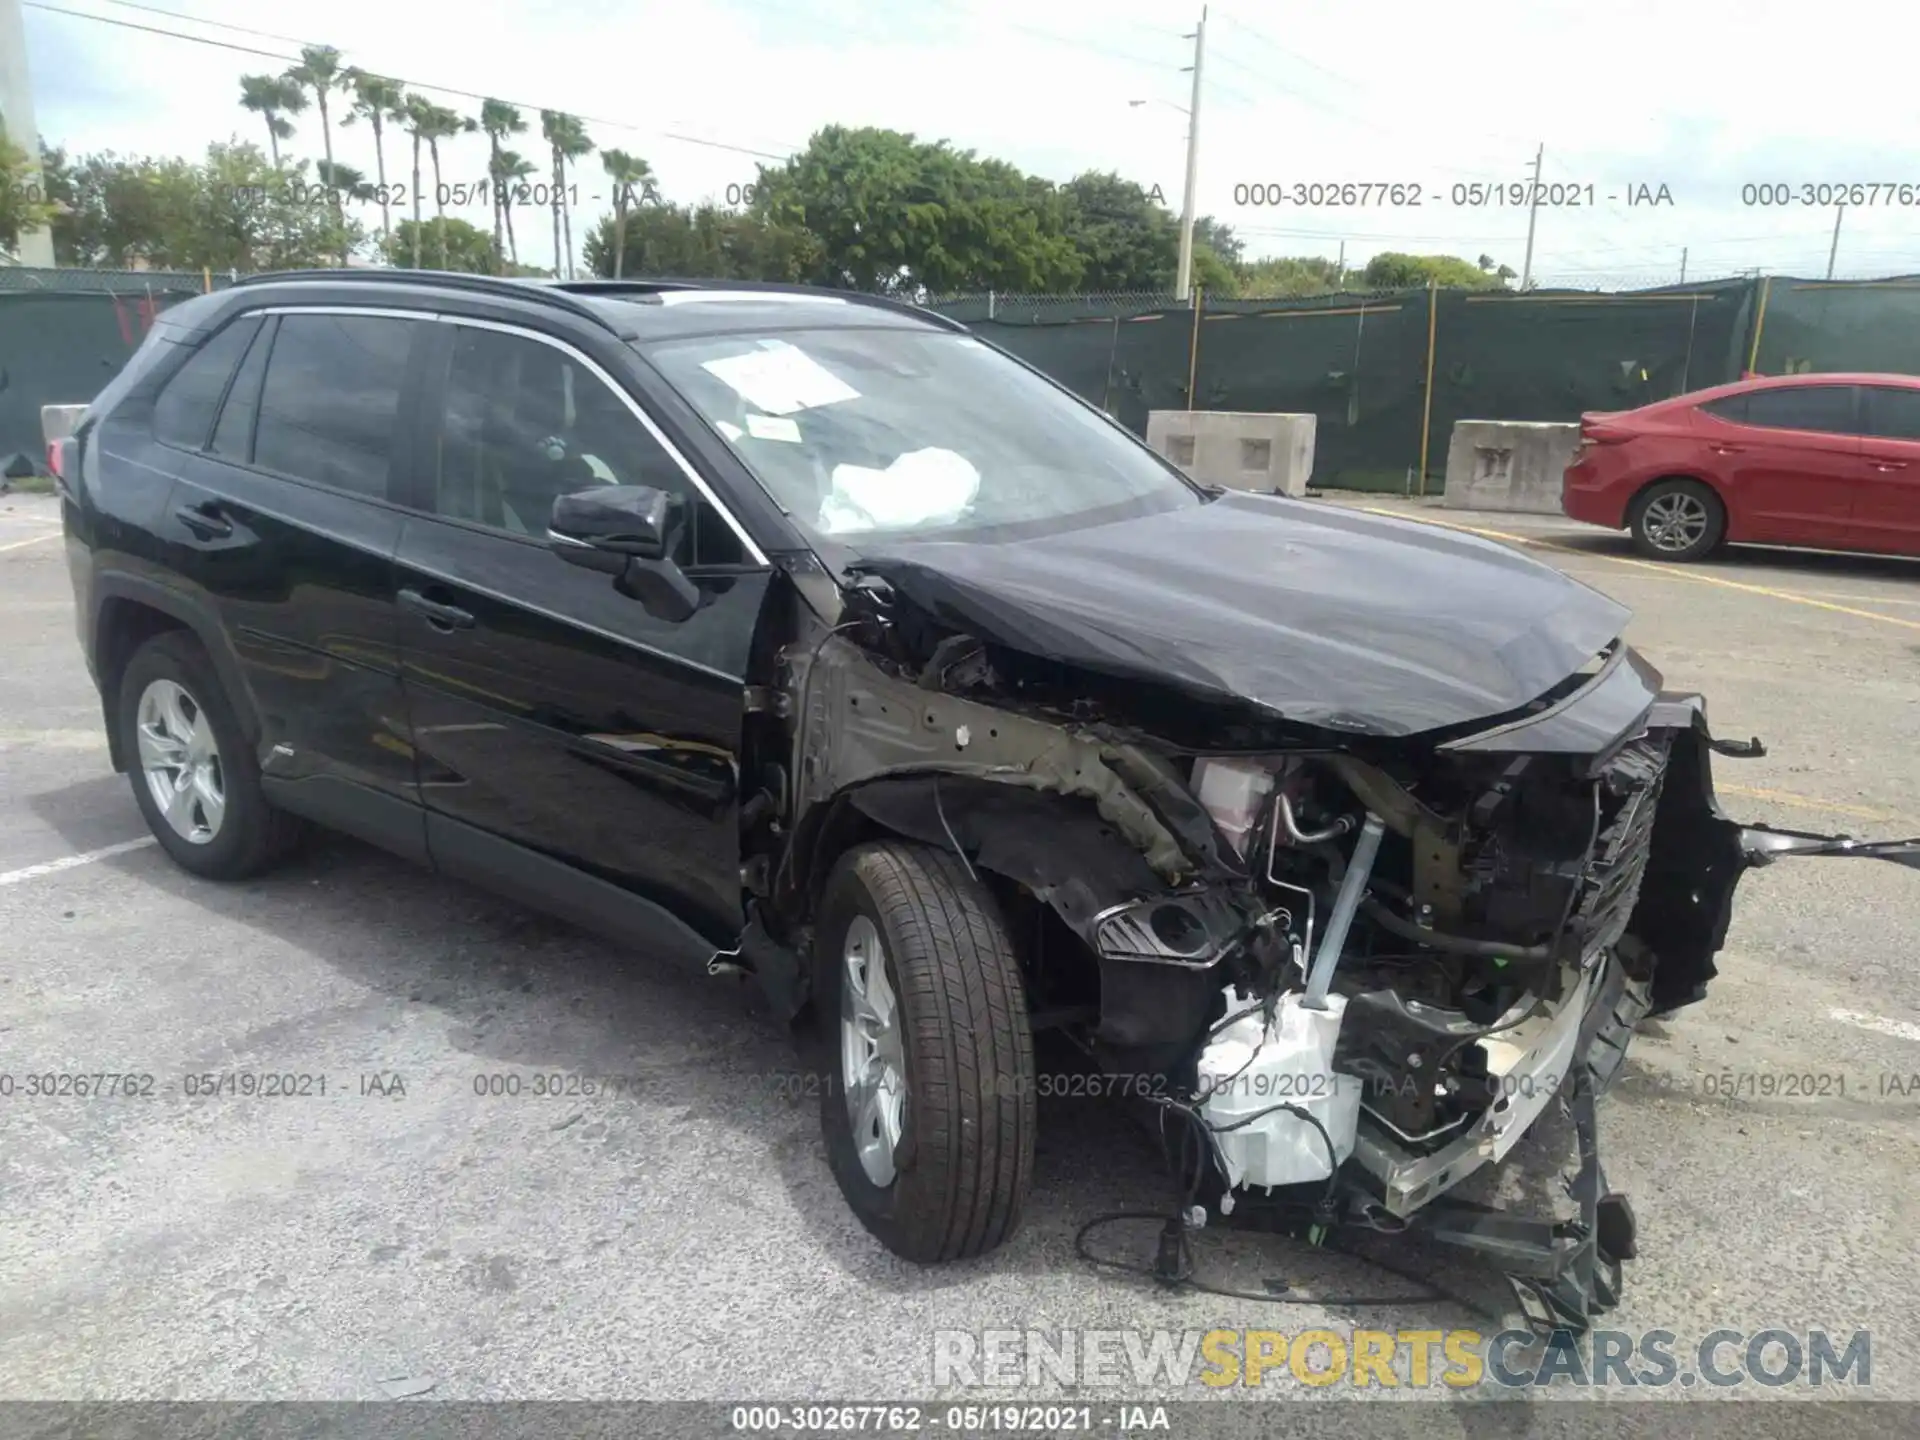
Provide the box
[638,326,1201,546]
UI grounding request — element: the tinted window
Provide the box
[1736,385,1857,434]
[1699,394,1747,424]
[254,314,416,497]
[152,317,261,451]
[429,325,745,564]
[210,318,273,460]
[1864,386,1920,441]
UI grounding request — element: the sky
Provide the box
[16,0,1920,288]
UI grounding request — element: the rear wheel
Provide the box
[117,632,304,879]
[1628,478,1725,561]
[814,842,1035,1262]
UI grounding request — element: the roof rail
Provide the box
[228,268,622,334]
[549,277,969,332]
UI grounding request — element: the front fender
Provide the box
[1630,696,1918,1015]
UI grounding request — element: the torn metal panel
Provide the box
[787,633,1197,882]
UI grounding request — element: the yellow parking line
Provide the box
[1716,785,1903,823]
[1357,506,1920,634]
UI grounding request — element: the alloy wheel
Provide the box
[840,914,908,1187]
[136,677,226,845]
[1641,491,1710,553]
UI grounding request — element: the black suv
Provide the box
[59,271,1902,1317]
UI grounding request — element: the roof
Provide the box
[1669,370,1920,405]
[224,271,964,341]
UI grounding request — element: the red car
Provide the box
[1561,372,1920,561]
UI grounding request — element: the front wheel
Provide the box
[814,842,1035,1262]
[1628,478,1725,561]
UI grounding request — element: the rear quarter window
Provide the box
[151,317,263,451]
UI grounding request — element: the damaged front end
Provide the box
[741,529,1917,1335]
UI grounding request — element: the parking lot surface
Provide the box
[3,489,1918,1423]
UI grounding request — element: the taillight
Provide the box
[46,441,64,479]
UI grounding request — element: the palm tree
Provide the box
[285,45,347,260]
[400,93,436,267]
[600,149,657,279]
[238,74,307,168]
[479,100,526,275]
[540,110,593,279]
[419,104,473,270]
[316,160,373,204]
[342,70,407,244]
[492,149,537,268]
[555,116,595,280]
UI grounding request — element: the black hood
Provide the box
[847,491,1631,738]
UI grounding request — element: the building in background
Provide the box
[1,0,57,266]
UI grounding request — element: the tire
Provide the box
[1628,478,1725,561]
[117,631,304,880]
[813,841,1035,1262]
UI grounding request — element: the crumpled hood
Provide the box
[847,491,1631,737]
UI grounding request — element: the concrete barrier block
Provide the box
[41,404,88,445]
[1442,420,1581,515]
[1147,410,1316,497]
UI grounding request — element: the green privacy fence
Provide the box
[945,277,1783,491]
[3,268,1917,488]
[0,269,225,472]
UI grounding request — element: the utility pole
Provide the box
[1827,204,1845,280]
[1174,6,1208,303]
[1335,239,1345,287]
[1679,247,1688,284]
[1518,143,1543,292]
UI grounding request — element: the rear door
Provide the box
[390,317,774,945]
[163,306,430,859]
[1852,385,1920,555]
[1695,384,1861,546]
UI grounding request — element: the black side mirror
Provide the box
[550,484,673,559]
[547,485,701,624]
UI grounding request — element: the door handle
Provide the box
[398,587,475,631]
[173,501,233,539]
[1871,460,1908,471]
[1710,444,1742,455]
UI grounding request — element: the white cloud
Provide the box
[20,0,1919,285]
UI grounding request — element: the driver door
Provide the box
[391,318,772,944]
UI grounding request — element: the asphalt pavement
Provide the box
[2,489,1918,1429]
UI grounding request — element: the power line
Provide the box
[23,1,799,160]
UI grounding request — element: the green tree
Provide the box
[582,200,820,282]
[382,216,499,273]
[1193,215,1243,269]
[491,148,537,268]
[1059,170,1177,290]
[1,124,57,254]
[1361,251,1512,290]
[342,70,407,243]
[751,126,1081,293]
[399,93,436,267]
[599,149,657,278]
[238,74,306,168]
[285,45,347,261]
[1235,254,1348,298]
[414,102,473,269]
[537,111,593,279]
[316,160,372,204]
[478,100,526,274]
[195,143,354,270]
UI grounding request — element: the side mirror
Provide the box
[547,485,701,624]
[549,484,673,560]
